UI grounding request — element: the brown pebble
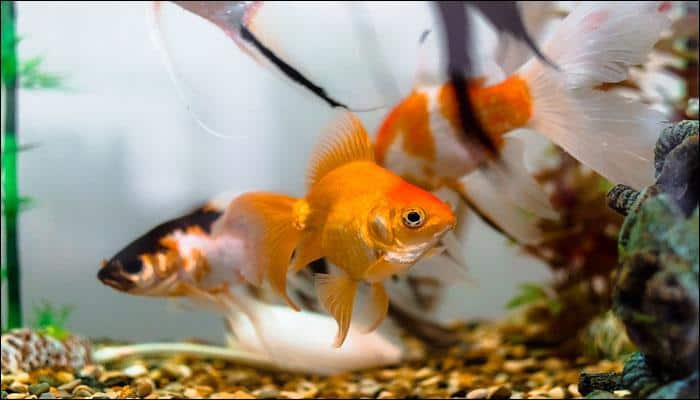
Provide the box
[57,380,81,392]
[279,391,304,399]
[415,367,433,380]
[79,366,102,379]
[9,382,28,394]
[7,394,27,400]
[72,385,95,398]
[231,391,256,399]
[134,378,154,397]
[377,391,395,399]
[548,387,565,398]
[98,371,130,387]
[467,388,489,399]
[567,384,581,397]
[613,390,631,397]
[90,393,109,399]
[122,364,148,378]
[503,358,537,374]
[487,386,512,399]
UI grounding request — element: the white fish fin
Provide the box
[413,29,447,87]
[482,137,558,220]
[531,1,673,89]
[436,230,475,286]
[225,293,403,375]
[495,1,566,75]
[450,172,545,245]
[314,272,359,348]
[409,253,477,288]
[307,112,374,188]
[353,282,389,334]
[516,2,672,189]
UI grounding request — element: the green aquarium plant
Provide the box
[2,1,64,331]
[32,300,74,341]
[2,0,23,331]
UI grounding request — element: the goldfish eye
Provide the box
[402,208,425,228]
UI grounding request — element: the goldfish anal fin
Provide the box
[314,272,359,348]
[213,192,302,310]
[361,283,389,334]
[290,231,323,273]
[306,112,374,188]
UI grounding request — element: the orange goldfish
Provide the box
[375,2,671,244]
[212,112,456,347]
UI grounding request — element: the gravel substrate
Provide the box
[1,323,624,399]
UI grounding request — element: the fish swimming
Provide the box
[211,112,456,347]
[375,2,672,244]
[96,201,406,374]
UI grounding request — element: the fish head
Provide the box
[368,182,456,254]
[97,249,185,297]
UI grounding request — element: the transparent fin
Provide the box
[314,272,359,348]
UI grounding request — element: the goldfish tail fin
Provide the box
[213,192,305,310]
[518,2,672,189]
[314,272,359,348]
[480,136,558,222]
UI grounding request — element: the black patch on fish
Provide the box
[469,2,557,69]
[308,258,328,275]
[239,26,349,109]
[435,1,557,161]
[99,207,222,281]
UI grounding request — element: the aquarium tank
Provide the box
[1,1,698,399]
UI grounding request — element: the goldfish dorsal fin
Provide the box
[307,112,374,188]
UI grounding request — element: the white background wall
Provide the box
[1,1,549,343]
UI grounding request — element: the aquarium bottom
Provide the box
[1,322,626,399]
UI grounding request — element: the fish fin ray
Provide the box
[314,272,359,348]
[482,137,558,220]
[212,192,302,310]
[518,2,671,188]
[449,174,545,245]
[307,112,374,188]
[290,231,324,273]
[358,283,389,334]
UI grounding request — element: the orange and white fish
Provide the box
[213,112,456,347]
[375,2,672,244]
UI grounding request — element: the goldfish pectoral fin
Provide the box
[314,272,359,348]
[214,193,302,310]
[306,112,374,188]
[421,246,446,260]
[451,174,544,245]
[358,283,389,334]
[289,232,323,273]
[363,258,410,284]
[483,136,558,221]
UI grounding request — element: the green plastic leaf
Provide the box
[506,283,548,309]
[1,264,6,282]
[18,56,63,90]
[32,300,74,341]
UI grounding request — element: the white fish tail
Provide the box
[518,1,672,189]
